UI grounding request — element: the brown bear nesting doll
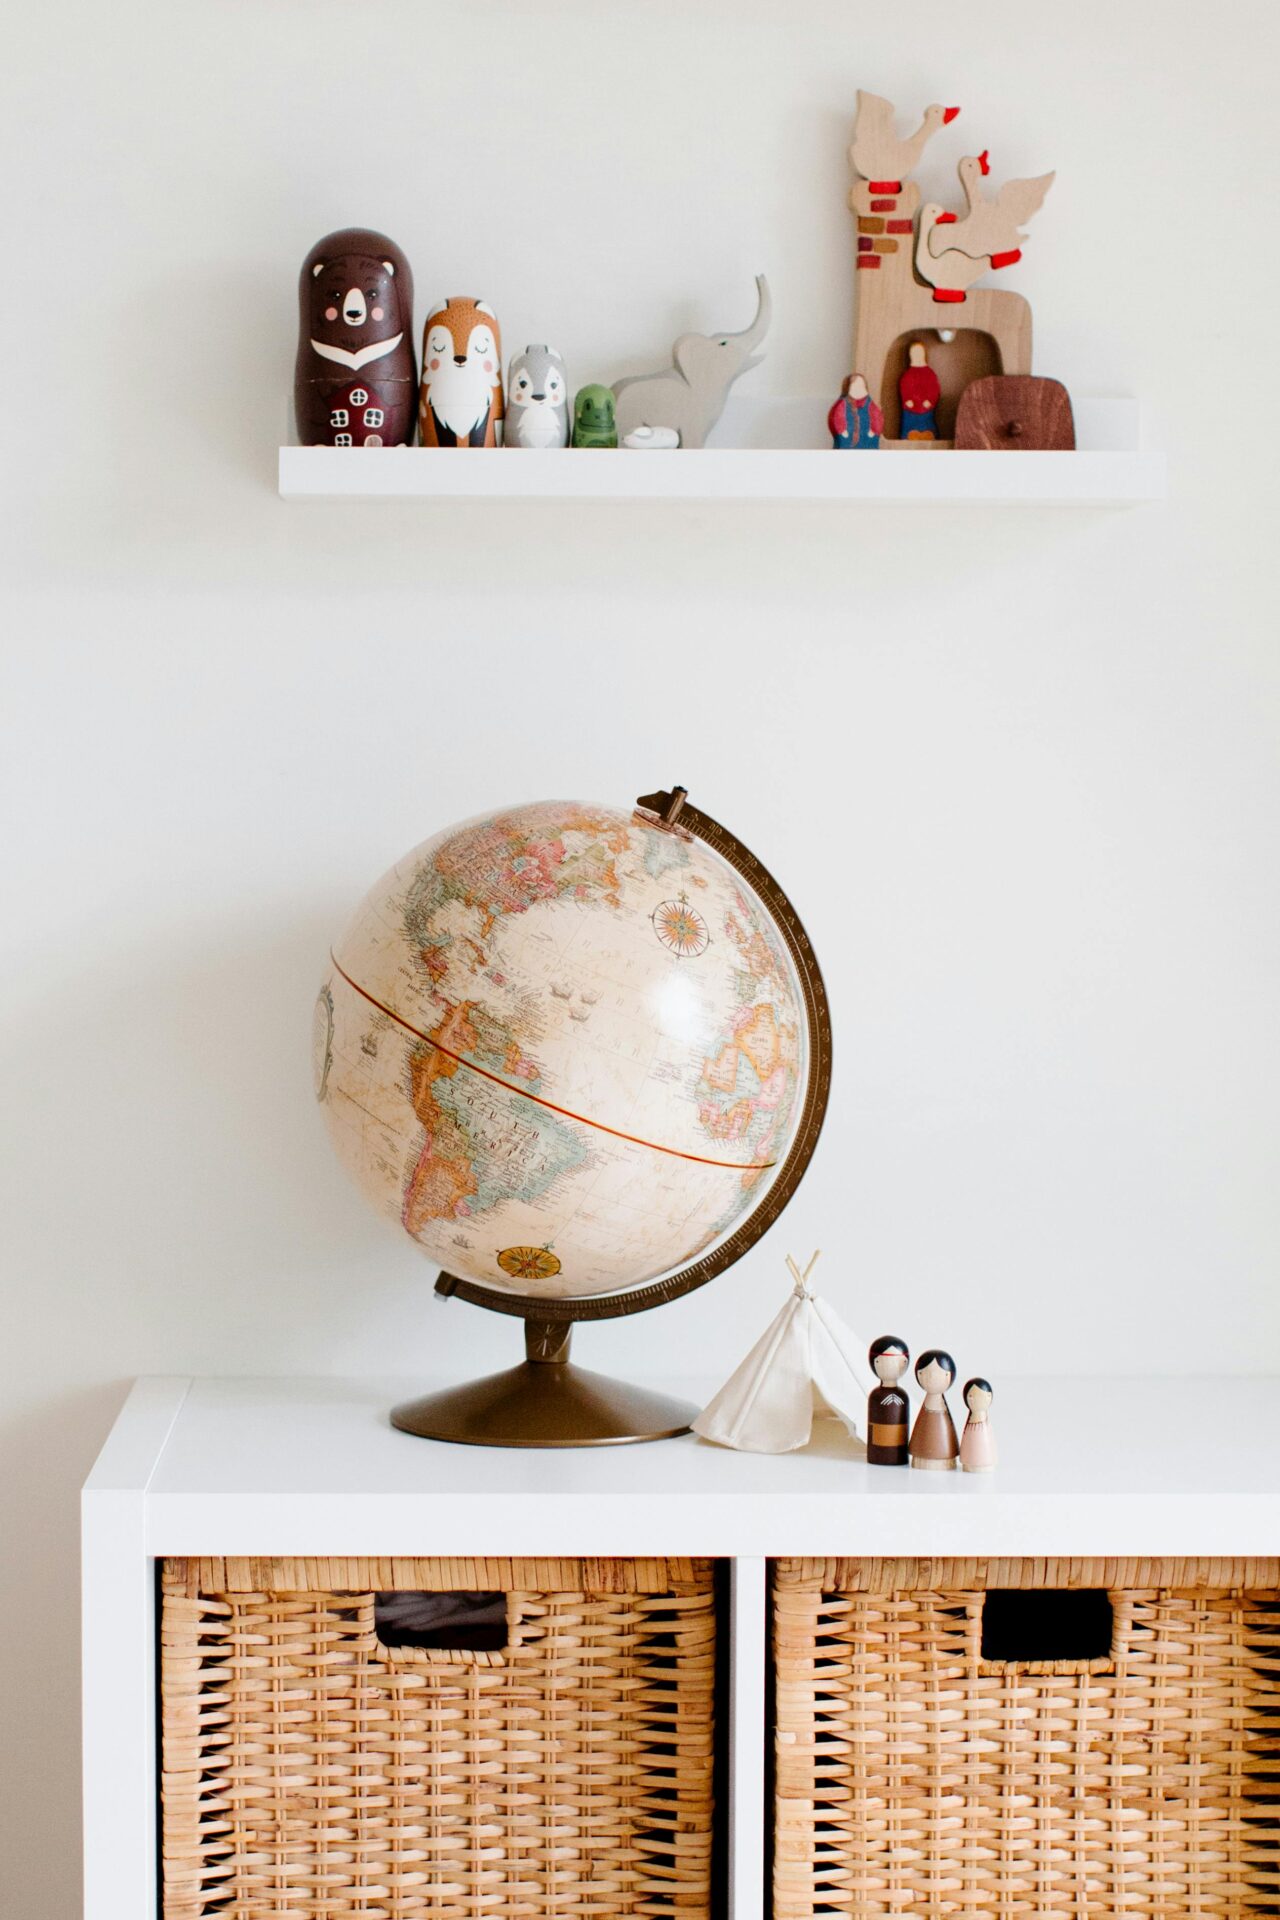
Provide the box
[295,229,416,446]
[419,299,504,447]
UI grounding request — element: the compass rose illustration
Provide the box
[652,891,710,958]
[496,1245,563,1282]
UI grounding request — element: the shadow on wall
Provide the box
[0,1379,135,1918]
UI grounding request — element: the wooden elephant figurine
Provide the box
[612,275,771,449]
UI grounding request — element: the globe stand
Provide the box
[387,787,833,1450]
[390,1319,697,1448]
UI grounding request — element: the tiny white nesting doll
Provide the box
[505,345,570,448]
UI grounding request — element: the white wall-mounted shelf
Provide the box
[278,397,1164,506]
[83,1373,1277,1920]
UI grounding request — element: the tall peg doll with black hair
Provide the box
[908,1349,959,1470]
[866,1336,911,1465]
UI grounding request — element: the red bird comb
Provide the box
[978,149,991,175]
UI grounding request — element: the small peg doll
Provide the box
[866,1336,911,1465]
[908,1349,959,1470]
[960,1377,997,1471]
[898,339,940,440]
[828,373,882,449]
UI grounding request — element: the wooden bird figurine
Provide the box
[930,150,1056,265]
[850,91,959,184]
[915,207,998,299]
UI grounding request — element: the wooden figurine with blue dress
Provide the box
[829,373,883,449]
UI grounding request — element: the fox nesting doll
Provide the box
[295,229,416,446]
[419,299,504,447]
[505,345,570,448]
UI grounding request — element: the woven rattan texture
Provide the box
[773,1557,1280,1917]
[162,1556,716,1920]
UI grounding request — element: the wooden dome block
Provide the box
[955,374,1075,449]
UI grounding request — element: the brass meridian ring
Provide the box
[433,786,833,1325]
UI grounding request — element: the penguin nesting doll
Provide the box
[419,299,504,447]
[505,345,570,448]
[295,229,416,446]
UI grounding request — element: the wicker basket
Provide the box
[773,1556,1280,1917]
[162,1555,718,1920]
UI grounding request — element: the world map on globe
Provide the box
[314,798,809,1299]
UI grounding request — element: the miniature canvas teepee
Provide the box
[693,1253,875,1453]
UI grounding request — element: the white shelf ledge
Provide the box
[278,397,1163,506]
[87,1372,1280,1561]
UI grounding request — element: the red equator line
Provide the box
[329,952,777,1173]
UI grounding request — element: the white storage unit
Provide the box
[83,1372,1280,1919]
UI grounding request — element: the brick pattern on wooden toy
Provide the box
[846,92,1041,445]
[849,173,1032,444]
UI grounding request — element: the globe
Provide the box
[313,787,829,1443]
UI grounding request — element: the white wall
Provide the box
[3,1,1279,1910]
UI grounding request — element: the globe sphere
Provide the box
[314,798,810,1300]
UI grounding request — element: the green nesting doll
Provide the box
[572,385,618,448]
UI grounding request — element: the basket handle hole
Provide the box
[980,1588,1113,1665]
[374,1590,509,1653]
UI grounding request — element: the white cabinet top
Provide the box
[85,1373,1280,1560]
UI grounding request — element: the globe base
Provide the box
[390,1323,696,1447]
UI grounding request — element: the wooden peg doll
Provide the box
[866,1336,911,1465]
[908,1349,959,1470]
[898,339,940,440]
[960,1377,997,1471]
[828,373,882,449]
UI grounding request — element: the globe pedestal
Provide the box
[390,1321,696,1448]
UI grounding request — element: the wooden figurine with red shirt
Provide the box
[828,373,882,449]
[899,340,940,440]
[295,229,417,447]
